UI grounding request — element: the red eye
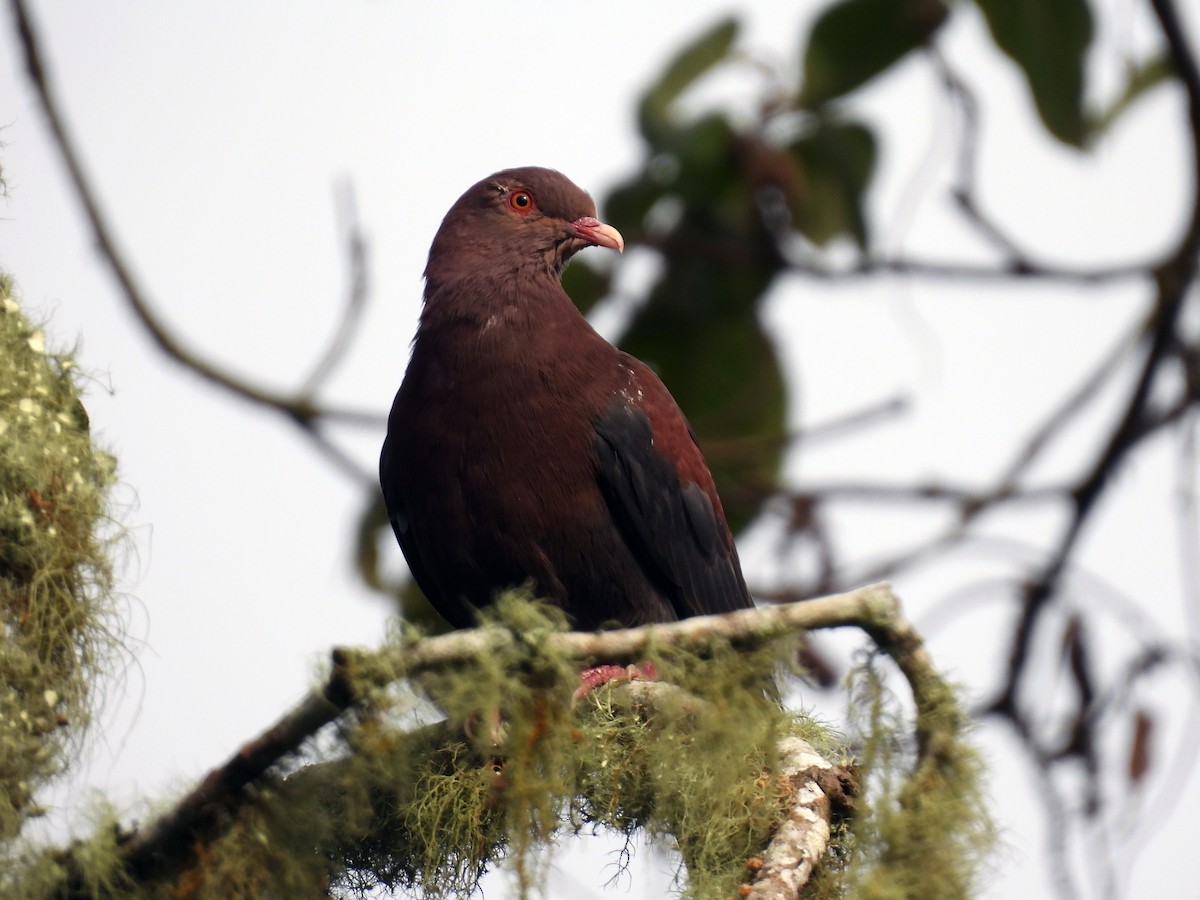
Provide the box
[507,190,535,214]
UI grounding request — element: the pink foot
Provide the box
[573,660,658,702]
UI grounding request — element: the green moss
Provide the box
[0,278,121,844]
[0,589,988,899]
[50,594,831,899]
[1,802,133,898]
[824,659,997,899]
[348,596,841,899]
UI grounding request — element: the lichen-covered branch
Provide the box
[74,582,972,898]
[744,735,852,900]
[603,680,854,900]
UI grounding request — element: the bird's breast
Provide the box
[396,331,612,503]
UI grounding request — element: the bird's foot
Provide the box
[573,660,658,702]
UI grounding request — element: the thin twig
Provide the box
[782,253,1147,284]
[995,318,1147,487]
[10,0,381,440]
[300,179,370,396]
[990,0,1200,721]
[794,480,1065,508]
[701,395,909,462]
[305,425,377,489]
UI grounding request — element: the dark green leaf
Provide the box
[561,258,612,316]
[605,174,669,239]
[638,17,740,145]
[663,114,743,222]
[801,0,948,106]
[605,117,740,239]
[788,121,878,247]
[976,0,1093,146]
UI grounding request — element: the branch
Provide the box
[114,659,358,885]
[745,735,852,900]
[793,480,1064,509]
[9,0,382,468]
[768,312,1167,613]
[994,318,1146,487]
[299,179,370,396]
[703,394,910,464]
[604,679,854,899]
[95,583,941,892]
[990,0,1200,722]
[783,252,1148,285]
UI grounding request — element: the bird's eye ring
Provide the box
[507,190,535,214]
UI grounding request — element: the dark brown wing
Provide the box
[592,369,753,619]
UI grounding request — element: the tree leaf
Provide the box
[975,0,1094,147]
[561,258,613,316]
[801,0,948,107]
[668,114,741,204]
[788,120,878,247]
[605,172,670,241]
[638,17,740,146]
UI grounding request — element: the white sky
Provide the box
[2,1,1198,897]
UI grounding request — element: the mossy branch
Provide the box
[744,734,854,900]
[1,282,120,845]
[603,679,856,900]
[91,581,964,897]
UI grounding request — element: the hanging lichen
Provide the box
[808,657,996,899]
[0,277,120,844]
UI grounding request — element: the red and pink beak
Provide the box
[573,216,625,253]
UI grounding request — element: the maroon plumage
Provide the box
[380,167,752,630]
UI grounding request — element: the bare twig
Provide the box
[299,179,370,396]
[794,480,1064,508]
[995,318,1147,487]
[9,0,381,448]
[305,424,378,490]
[704,395,910,464]
[782,253,1147,284]
[990,0,1200,722]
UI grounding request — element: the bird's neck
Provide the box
[419,270,582,334]
[410,273,611,393]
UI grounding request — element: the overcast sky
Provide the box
[2,2,1198,897]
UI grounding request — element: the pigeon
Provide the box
[381,167,752,631]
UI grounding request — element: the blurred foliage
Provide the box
[800,0,949,106]
[976,0,1094,146]
[573,16,801,533]
[1092,54,1172,136]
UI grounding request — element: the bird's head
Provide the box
[424,167,624,289]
